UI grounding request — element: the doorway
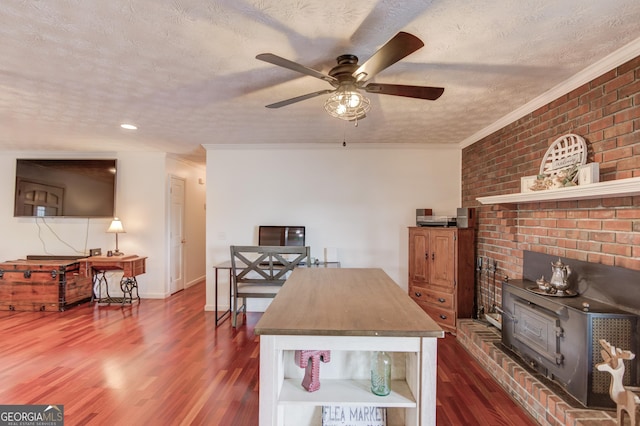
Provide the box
[169,176,186,294]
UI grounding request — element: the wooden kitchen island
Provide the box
[254,268,444,426]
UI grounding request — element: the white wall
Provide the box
[0,151,207,300]
[204,144,461,312]
[117,152,166,298]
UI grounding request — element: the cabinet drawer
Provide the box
[409,285,454,309]
[428,281,455,292]
[414,301,456,329]
[124,258,146,277]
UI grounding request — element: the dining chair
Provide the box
[230,245,310,327]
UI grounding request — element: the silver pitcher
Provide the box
[549,258,571,291]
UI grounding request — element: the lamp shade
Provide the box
[107,218,125,233]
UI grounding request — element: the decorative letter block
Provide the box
[294,350,331,392]
[578,163,599,185]
[520,175,537,193]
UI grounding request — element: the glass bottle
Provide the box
[370,351,391,396]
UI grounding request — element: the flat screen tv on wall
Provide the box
[258,226,305,246]
[14,159,117,218]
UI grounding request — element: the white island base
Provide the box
[259,334,437,426]
[255,268,444,426]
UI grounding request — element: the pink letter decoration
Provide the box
[294,350,331,392]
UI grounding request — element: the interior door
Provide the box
[169,176,186,294]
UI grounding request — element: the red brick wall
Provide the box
[462,55,640,287]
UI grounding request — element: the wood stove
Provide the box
[501,251,640,409]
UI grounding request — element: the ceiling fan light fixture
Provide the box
[324,86,370,121]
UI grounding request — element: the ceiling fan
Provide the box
[256,32,444,121]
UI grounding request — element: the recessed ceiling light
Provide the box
[120,123,137,130]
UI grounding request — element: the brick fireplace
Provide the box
[462,54,640,280]
[459,52,639,425]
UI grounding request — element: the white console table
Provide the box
[254,268,444,426]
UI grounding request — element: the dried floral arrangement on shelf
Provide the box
[521,133,599,192]
[529,164,579,191]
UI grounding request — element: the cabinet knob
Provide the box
[424,251,428,259]
[439,314,447,320]
[432,252,435,261]
[438,298,445,303]
[414,292,422,297]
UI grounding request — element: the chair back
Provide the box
[230,245,310,297]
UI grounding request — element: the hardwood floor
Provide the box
[0,281,536,425]
[436,331,537,425]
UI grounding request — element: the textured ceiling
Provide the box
[1,1,640,164]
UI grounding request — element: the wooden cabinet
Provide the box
[408,227,475,334]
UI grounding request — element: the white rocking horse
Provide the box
[596,339,640,425]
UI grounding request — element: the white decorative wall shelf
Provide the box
[476,176,640,205]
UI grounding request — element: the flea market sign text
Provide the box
[322,405,386,426]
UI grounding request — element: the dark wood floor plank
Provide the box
[0,281,535,425]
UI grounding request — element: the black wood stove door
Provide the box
[513,301,563,367]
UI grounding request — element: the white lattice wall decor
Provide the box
[524,134,592,191]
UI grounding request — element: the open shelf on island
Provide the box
[279,379,416,407]
[476,176,640,205]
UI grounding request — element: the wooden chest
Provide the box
[0,259,93,311]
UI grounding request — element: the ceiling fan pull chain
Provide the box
[342,121,347,147]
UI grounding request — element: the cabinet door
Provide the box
[409,228,429,285]
[429,229,456,288]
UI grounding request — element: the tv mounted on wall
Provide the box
[14,159,117,218]
[258,226,305,246]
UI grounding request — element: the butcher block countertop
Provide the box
[254,268,444,338]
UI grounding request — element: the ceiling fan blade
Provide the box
[364,83,444,100]
[256,53,337,84]
[265,89,335,108]
[353,32,424,83]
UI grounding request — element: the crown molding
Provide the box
[460,36,640,149]
[202,142,459,151]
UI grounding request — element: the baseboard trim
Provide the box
[186,276,205,289]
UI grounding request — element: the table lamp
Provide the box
[107,217,126,256]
